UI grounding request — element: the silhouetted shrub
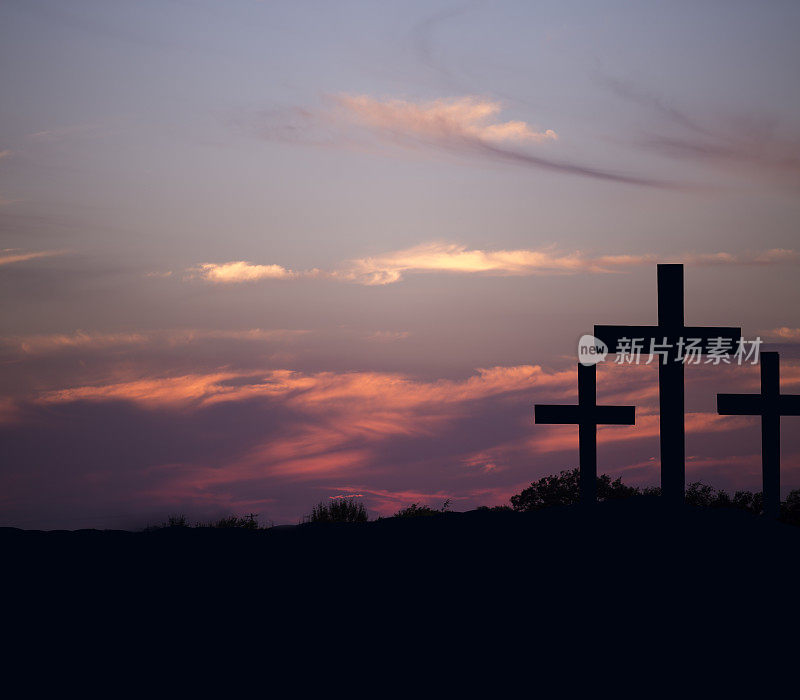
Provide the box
[306,499,368,523]
[167,515,188,528]
[732,490,762,514]
[206,513,260,529]
[507,470,799,521]
[781,489,800,525]
[598,473,640,500]
[510,468,638,511]
[641,486,662,497]
[685,482,765,513]
[394,499,451,518]
[685,482,717,508]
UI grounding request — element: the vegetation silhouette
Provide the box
[140,471,800,530]
[305,498,368,523]
[508,468,800,525]
[146,512,261,530]
[394,499,451,518]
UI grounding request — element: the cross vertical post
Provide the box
[761,353,781,520]
[657,264,685,504]
[578,364,597,505]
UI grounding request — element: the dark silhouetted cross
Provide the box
[717,352,800,519]
[535,363,635,504]
[595,264,741,505]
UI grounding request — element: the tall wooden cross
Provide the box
[717,352,800,519]
[534,363,635,504]
[595,264,741,505]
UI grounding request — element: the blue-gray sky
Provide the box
[1,0,799,528]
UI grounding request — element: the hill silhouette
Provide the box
[5,496,800,613]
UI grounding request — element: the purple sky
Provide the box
[1,1,799,528]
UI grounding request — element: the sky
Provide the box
[1,0,800,528]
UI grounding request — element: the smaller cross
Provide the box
[717,352,800,519]
[535,363,635,504]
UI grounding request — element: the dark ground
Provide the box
[5,497,799,600]
[4,498,799,676]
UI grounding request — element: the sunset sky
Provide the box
[2,0,800,528]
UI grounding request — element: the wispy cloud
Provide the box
[337,243,800,285]
[600,75,800,186]
[0,249,64,266]
[1,328,309,355]
[26,124,103,142]
[249,94,673,188]
[187,244,800,286]
[334,94,558,144]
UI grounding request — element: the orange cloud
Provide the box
[764,326,800,340]
[335,242,800,285]
[193,261,298,283]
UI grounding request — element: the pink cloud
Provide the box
[333,95,558,145]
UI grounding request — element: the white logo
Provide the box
[578,334,608,366]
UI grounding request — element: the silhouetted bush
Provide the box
[306,498,368,523]
[394,499,451,518]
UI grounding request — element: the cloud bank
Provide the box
[5,357,795,527]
